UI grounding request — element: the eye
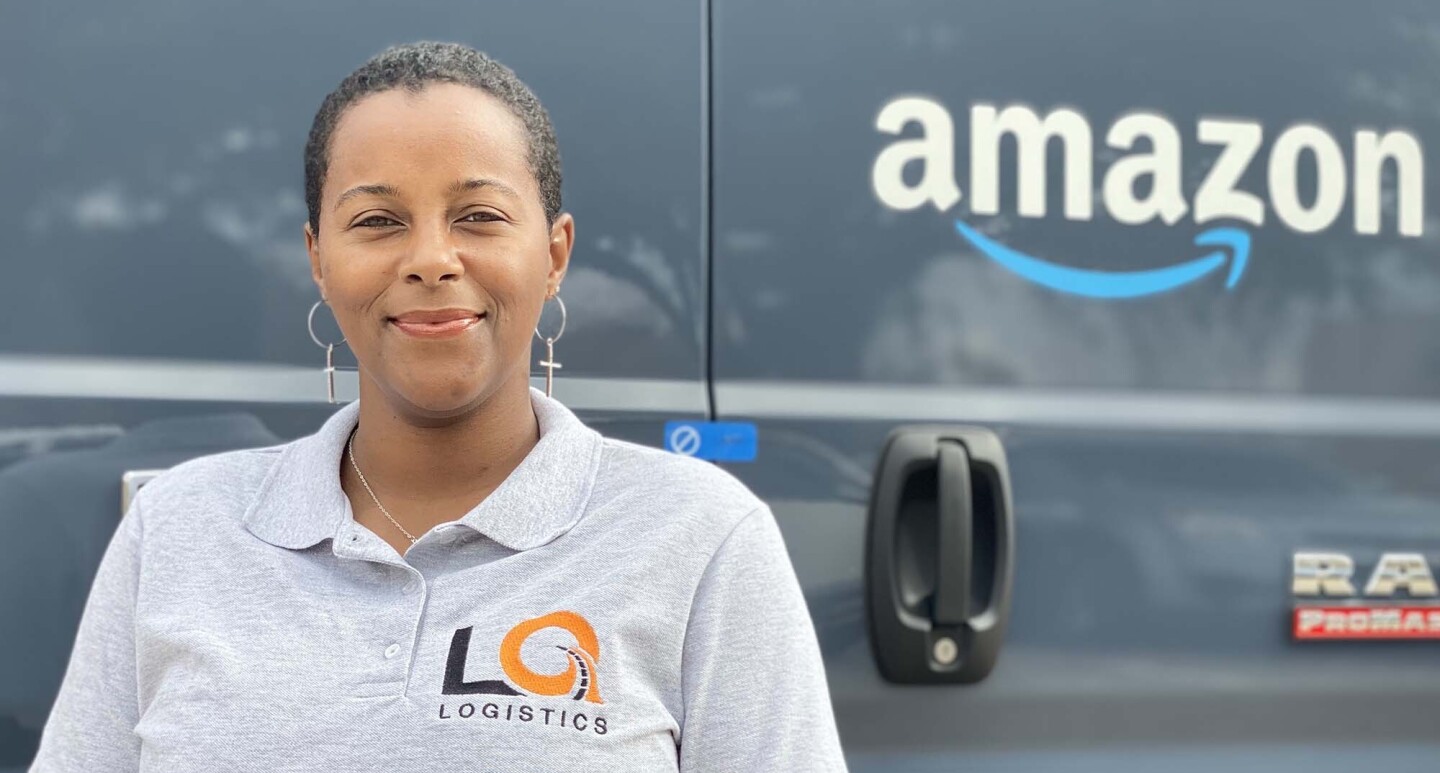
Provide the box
[460,211,503,224]
[355,214,400,228]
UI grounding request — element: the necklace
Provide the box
[346,427,419,544]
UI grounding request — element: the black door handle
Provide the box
[934,440,972,625]
[866,427,1014,684]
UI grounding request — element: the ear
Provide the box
[305,220,325,298]
[546,212,575,291]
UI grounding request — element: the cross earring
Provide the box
[308,300,348,404]
[534,291,567,398]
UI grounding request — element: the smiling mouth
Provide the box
[388,311,485,339]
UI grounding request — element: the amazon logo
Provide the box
[871,98,1425,299]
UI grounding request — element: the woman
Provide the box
[30,42,846,772]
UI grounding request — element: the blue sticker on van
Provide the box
[663,421,758,462]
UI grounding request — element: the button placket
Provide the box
[397,569,436,696]
[381,568,426,680]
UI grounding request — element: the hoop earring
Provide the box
[308,300,347,404]
[534,292,567,398]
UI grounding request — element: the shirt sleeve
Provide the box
[678,504,848,773]
[28,491,145,772]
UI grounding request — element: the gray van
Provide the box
[3,1,1439,770]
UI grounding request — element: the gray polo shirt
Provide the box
[29,387,847,772]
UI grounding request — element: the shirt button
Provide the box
[384,643,401,659]
[403,581,418,594]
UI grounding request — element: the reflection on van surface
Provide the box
[0,413,279,761]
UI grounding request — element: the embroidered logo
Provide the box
[439,611,609,734]
[444,611,603,703]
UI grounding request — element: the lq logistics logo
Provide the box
[871,99,1425,299]
[440,611,609,735]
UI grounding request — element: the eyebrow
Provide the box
[448,177,521,201]
[332,178,523,213]
[333,183,399,212]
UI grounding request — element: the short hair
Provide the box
[303,41,562,234]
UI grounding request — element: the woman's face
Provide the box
[306,83,572,420]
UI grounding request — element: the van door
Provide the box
[711,1,1440,769]
[0,0,705,766]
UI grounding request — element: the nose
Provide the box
[398,220,465,286]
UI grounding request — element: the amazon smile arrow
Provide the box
[954,221,1252,299]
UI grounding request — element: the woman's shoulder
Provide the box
[130,441,291,523]
[596,435,762,502]
[584,435,767,536]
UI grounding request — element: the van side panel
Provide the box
[712,1,1440,769]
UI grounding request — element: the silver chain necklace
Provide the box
[346,427,418,544]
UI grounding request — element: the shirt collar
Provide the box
[242,386,604,553]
